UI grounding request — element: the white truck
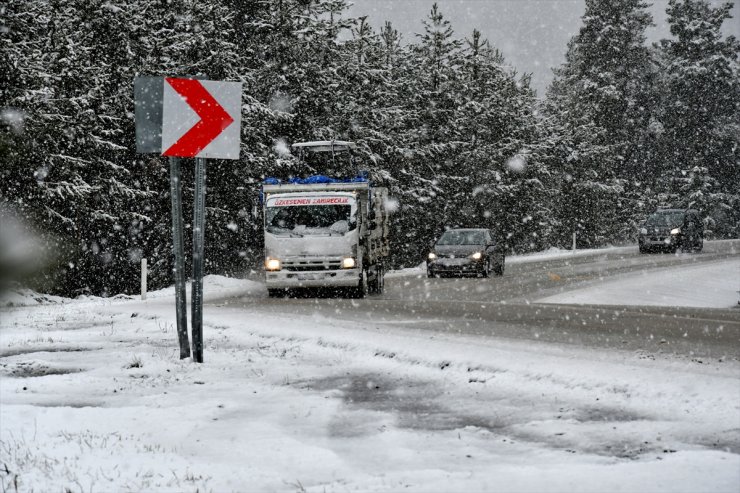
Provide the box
[261,141,390,298]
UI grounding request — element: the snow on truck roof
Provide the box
[291,141,357,152]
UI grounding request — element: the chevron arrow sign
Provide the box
[160,77,242,160]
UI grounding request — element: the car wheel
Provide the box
[482,257,490,278]
[493,256,505,276]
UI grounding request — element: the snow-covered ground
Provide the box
[539,258,740,308]
[1,270,739,492]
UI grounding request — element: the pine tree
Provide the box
[393,3,465,259]
[455,30,553,252]
[546,0,655,246]
[655,0,740,237]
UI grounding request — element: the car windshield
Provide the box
[645,212,684,227]
[265,204,355,236]
[436,230,486,245]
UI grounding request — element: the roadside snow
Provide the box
[1,277,739,492]
[538,258,740,308]
[507,244,635,264]
[0,275,263,308]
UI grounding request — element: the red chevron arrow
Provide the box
[163,78,234,158]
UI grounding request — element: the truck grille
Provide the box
[283,261,342,272]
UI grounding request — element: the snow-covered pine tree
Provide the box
[249,0,353,149]
[454,30,553,253]
[547,0,655,246]
[332,17,400,181]
[394,3,465,261]
[0,0,163,295]
[2,0,257,295]
[654,0,740,237]
[0,0,49,227]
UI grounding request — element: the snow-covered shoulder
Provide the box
[0,275,263,308]
[538,258,740,309]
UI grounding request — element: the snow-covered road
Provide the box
[1,248,739,491]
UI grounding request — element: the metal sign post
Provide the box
[135,75,241,364]
[191,157,207,363]
[169,157,191,359]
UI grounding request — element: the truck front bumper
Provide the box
[265,268,360,289]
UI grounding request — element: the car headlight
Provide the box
[341,257,356,269]
[265,257,281,271]
[640,228,648,235]
[670,228,681,235]
[471,251,482,260]
[428,252,437,260]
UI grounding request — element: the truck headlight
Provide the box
[265,257,281,271]
[670,228,681,235]
[341,257,356,269]
[470,251,482,260]
[428,252,437,260]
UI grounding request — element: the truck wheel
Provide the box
[369,264,385,294]
[376,266,385,294]
[351,271,368,299]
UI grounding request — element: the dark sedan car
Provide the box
[427,228,505,278]
[638,209,703,253]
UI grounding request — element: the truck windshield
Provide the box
[265,204,355,236]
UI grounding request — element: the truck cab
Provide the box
[262,141,390,298]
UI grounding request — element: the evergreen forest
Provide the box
[1,0,738,296]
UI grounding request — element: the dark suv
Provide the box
[427,228,505,278]
[638,209,703,253]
